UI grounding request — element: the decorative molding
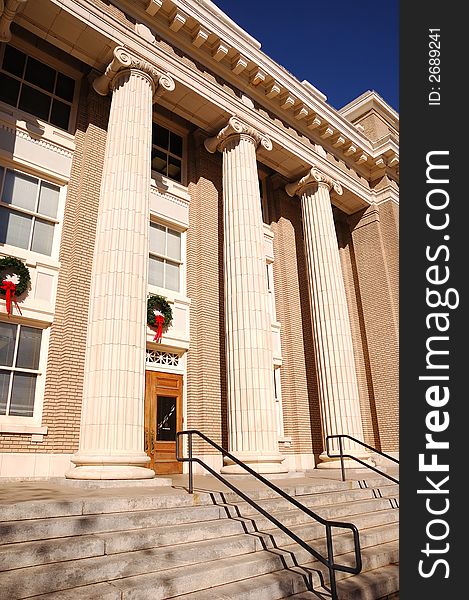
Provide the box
[92,46,175,99]
[0,122,74,158]
[250,68,266,87]
[204,115,273,153]
[192,25,209,48]
[145,0,163,16]
[333,135,346,148]
[320,127,334,139]
[285,165,343,197]
[344,144,357,156]
[169,10,186,32]
[231,53,248,75]
[294,105,309,120]
[280,94,295,110]
[212,41,229,62]
[0,0,27,42]
[307,116,322,129]
[265,82,281,99]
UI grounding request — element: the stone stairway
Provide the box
[0,476,399,600]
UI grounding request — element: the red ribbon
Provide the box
[1,279,22,316]
[153,314,165,343]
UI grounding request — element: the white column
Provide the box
[205,117,286,473]
[286,166,368,466]
[67,47,175,480]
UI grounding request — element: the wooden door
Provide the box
[144,371,183,474]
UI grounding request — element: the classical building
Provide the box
[0,0,399,479]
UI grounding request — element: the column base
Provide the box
[66,452,154,480]
[316,451,375,470]
[220,451,288,475]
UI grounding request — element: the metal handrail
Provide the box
[176,429,362,600]
[326,434,399,484]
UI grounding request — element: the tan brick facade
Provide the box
[0,0,399,475]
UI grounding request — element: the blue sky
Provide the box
[212,0,398,111]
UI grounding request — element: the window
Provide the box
[273,367,285,438]
[149,222,181,292]
[151,123,183,183]
[0,166,60,256]
[0,44,75,130]
[0,322,42,417]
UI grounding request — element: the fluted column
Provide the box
[205,117,286,473]
[286,167,368,466]
[67,47,175,479]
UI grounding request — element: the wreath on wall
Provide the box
[147,295,173,343]
[0,256,31,316]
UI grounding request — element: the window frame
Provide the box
[148,219,185,295]
[0,320,50,427]
[0,39,81,133]
[150,116,187,186]
[0,164,66,260]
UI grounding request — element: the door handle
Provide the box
[150,430,155,453]
[144,429,149,452]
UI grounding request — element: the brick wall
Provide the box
[270,181,319,458]
[186,134,225,455]
[0,80,109,453]
[348,201,399,451]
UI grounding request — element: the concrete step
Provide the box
[0,514,397,599]
[0,490,214,522]
[215,486,384,517]
[0,507,398,572]
[0,503,224,544]
[94,539,398,600]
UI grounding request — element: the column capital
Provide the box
[285,165,343,198]
[0,0,28,42]
[204,116,273,154]
[92,46,175,100]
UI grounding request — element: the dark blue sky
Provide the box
[212,0,398,111]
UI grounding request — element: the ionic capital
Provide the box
[93,46,175,100]
[0,0,28,42]
[285,165,343,198]
[204,116,273,154]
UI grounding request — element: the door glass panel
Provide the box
[156,395,177,441]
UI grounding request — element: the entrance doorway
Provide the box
[144,371,183,474]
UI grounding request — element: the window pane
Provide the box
[149,222,165,255]
[3,170,38,211]
[152,124,169,150]
[55,72,75,101]
[166,228,181,261]
[0,73,20,107]
[16,326,42,370]
[2,45,26,78]
[31,218,54,255]
[38,182,60,218]
[24,57,55,93]
[9,372,36,417]
[148,256,164,287]
[0,370,10,415]
[0,207,32,249]
[167,156,181,182]
[18,84,51,121]
[165,260,180,292]
[156,395,177,441]
[151,149,167,175]
[50,99,70,130]
[0,322,17,367]
[169,132,183,157]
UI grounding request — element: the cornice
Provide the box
[107,0,398,174]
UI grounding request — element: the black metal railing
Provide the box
[326,434,399,484]
[176,429,362,600]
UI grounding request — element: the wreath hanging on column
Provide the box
[0,256,31,316]
[147,294,173,343]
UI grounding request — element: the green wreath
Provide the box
[147,294,173,331]
[0,256,31,297]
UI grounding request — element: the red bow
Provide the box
[1,279,22,316]
[153,313,165,343]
